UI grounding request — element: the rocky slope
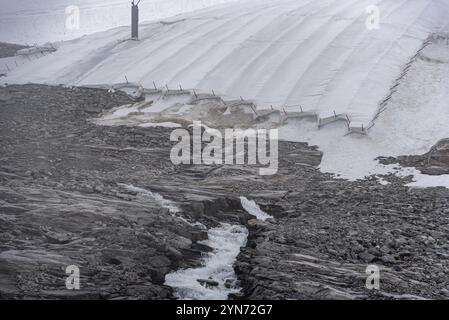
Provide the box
[1,84,449,300]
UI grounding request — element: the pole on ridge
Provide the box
[131,1,140,40]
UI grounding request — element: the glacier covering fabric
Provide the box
[4,0,449,127]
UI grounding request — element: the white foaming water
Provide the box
[165,197,273,300]
[165,223,248,300]
[240,197,273,221]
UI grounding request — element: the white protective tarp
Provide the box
[3,0,449,128]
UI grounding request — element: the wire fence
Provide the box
[2,44,56,74]
[83,78,362,133]
[15,34,441,137]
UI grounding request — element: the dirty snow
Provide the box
[279,39,449,187]
[240,197,273,221]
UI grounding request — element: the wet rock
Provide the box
[197,279,219,288]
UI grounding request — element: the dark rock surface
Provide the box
[1,84,449,300]
[379,139,449,176]
[0,42,27,59]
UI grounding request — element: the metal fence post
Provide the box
[131,1,140,40]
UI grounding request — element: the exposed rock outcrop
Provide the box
[1,84,449,300]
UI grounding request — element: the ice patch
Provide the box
[138,122,182,128]
[165,223,248,300]
[5,0,448,131]
[240,197,273,221]
[119,183,181,213]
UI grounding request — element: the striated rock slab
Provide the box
[2,84,449,300]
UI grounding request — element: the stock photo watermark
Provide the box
[365,265,380,290]
[170,121,279,175]
[65,5,81,31]
[366,5,380,30]
[65,265,80,290]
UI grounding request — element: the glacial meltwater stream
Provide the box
[165,197,273,300]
